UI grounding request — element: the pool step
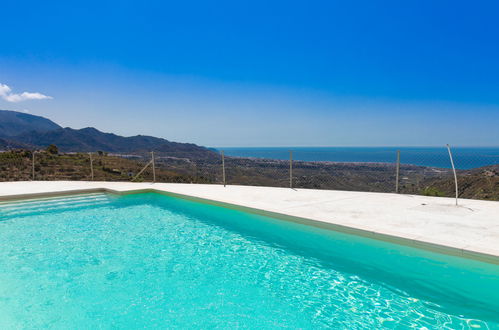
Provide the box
[0,193,113,217]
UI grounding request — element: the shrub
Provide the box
[46,144,59,155]
[421,186,445,197]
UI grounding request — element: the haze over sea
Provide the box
[218,147,499,170]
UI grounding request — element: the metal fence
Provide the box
[1,146,498,202]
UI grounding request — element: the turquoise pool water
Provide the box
[1,192,498,329]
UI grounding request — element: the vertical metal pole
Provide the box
[89,152,94,181]
[289,150,293,189]
[32,151,35,181]
[446,144,459,206]
[221,151,226,187]
[151,151,156,183]
[395,150,400,193]
[193,162,197,183]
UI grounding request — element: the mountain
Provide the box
[0,110,217,159]
[0,137,31,149]
[0,110,62,137]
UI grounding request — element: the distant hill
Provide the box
[412,165,499,201]
[0,110,61,137]
[0,110,217,159]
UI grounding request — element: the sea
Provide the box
[216,147,499,170]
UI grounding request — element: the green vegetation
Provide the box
[421,186,445,197]
[411,166,499,201]
[0,149,208,183]
[46,144,58,155]
[1,147,498,201]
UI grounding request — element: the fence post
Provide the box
[446,144,459,206]
[395,150,400,193]
[151,151,156,183]
[221,151,226,187]
[32,151,35,181]
[89,152,94,181]
[289,150,293,189]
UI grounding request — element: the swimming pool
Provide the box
[1,192,498,328]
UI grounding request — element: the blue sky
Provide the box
[1,0,498,147]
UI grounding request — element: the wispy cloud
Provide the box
[0,83,53,102]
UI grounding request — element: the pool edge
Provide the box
[1,187,498,265]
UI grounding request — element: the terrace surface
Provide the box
[1,181,498,263]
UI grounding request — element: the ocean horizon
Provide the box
[215,147,499,170]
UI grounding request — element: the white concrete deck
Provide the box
[1,181,498,263]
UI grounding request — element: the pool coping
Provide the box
[1,186,498,265]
